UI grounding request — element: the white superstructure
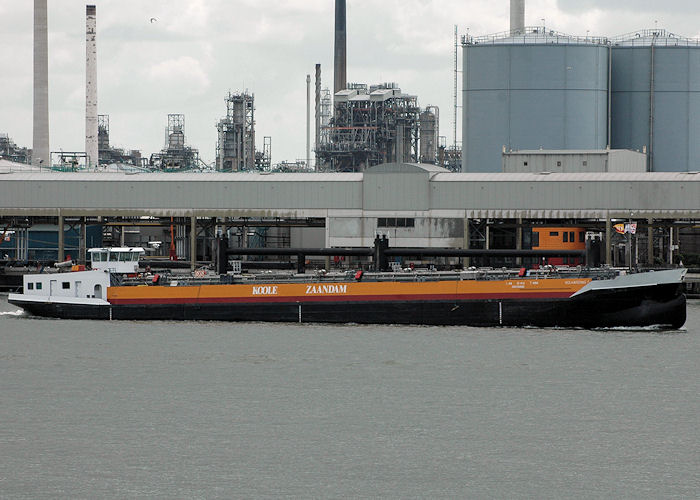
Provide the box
[17,270,110,303]
[8,246,145,308]
[89,247,144,274]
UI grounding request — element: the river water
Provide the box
[1,296,699,499]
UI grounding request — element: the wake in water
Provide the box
[0,310,25,317]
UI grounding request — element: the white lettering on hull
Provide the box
[305,284,348,295]
[252,285,279,295]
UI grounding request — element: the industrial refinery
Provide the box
[0,0,698,293]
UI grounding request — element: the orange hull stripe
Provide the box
[107,279,590,302]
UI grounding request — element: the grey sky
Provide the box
[1,0,699,165]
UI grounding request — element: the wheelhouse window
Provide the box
[92,251,107,262]
[27,283,34,290]
[36,282,42,290]
[62,282,70,290]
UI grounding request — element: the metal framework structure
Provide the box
[253,136,272,170]
[317,89,332,159]
[216,92,255,172]
[97,115,109,153]
[316,83,421,171]
[0,134,31,164]
[96,115,142,167]
[149,114,200,171]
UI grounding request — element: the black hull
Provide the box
[10,284,687,329]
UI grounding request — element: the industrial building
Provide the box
[0,134,31,164]
[96,115,143,167]
[216,92,256,172]
[148,114,201,171]
[0,164,698,269]
[314,1,440,172]
[503,149,647,173]
[316,83,422,171]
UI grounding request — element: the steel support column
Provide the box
[58,213,65,262]
[647,217,654,265]
[191,216,197,271]
[516,217,523,266]
[79,217,86,265]
[605,215,612,266]
[463,217,471,267]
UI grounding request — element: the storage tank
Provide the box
[462,28,609,172]
[611,29,700,172]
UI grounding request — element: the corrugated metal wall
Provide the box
[0,170,698,219]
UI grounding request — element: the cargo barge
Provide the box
[7,247,687,329]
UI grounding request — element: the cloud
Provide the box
[557,0,698,13]
[146,56,211,95]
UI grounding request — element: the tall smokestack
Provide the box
[33,0,49,167]
[85,5,98,168]
[314,63,321,162]
[333,0,347,94]
[306,74,311,169]
[510,0,525,34]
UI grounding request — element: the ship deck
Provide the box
[117,267,620,288]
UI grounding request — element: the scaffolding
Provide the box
[216,92,255,172]
[97,115,110,153]
[443,145,462,172]
[319,89,332,144]
[255,136,272,170]
[316,83,421,171]
[150,114,200,171]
